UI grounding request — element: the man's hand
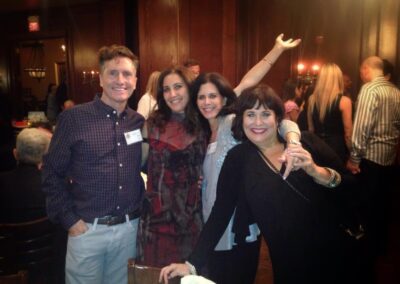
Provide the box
[346,159,361,174]
[68,219,88,237]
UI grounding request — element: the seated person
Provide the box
[0,128,51,223]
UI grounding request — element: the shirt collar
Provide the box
[93,94,130,118]
[371,75,386,83]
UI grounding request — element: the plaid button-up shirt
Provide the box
[42,95,145,230]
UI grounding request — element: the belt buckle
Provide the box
[106,216,118,226]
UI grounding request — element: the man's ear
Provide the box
[12,148,18,160]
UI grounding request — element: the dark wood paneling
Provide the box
[236,0,294,93]
[2,0,399,114]
[138,0,181,94]
[137,0,228,95]
[222,0,237,85]
[0,0,126,112]
[237,0,400,97]
[186,0,223,74]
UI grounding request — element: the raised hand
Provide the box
[275,33,301,50]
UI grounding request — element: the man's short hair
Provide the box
[98,45,139,72]
[16,128,51,165]
[363,56,383,71]
[183,58,200,68]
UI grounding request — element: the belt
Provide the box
[92,209,141,226]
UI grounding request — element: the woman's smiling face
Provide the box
[162,73,190,114]
[243,102,278,147]
[197,82,225,121]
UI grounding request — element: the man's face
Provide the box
[189,65,200,77]
[99,56,137,110]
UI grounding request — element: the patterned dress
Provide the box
[139,113,206,267]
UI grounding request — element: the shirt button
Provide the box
[116,122,119,125]
[117,142,121,146]
[116,206,120,210]
[119,185,123,190]
[107,114,110,118]
[113,110,117,114]
[119,163,123,167]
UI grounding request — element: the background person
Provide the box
[184,58,201,78]
[46,83,58,124]
[137,70,161,119]
[281,78,301,122]
[307,63,353,163]
[62,99,75,111]
[0,128,51,222]
[347,56,400,283]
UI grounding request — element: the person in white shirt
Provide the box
[137,71,160,119]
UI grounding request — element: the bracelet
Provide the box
[288,139,301,146]
[324,167,341,188]
[185,261,197,275]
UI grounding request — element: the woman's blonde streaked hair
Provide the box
[145,71,161,99]
[308,63,344,122]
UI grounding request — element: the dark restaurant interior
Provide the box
[0,0,399,283]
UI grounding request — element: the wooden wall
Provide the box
[1,0,399,117]
[137,0,237,96]
[0,0,126,118]
[236,0,400,98]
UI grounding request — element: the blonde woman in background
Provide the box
[307,63,353,163]
[137,71,161,119]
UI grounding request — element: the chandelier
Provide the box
[24,41,46,82]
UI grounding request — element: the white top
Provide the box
[137,92,157,119]
[202,114,259,251]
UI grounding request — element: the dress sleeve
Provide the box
[278,119,301,139]
[188,147,242,269]
[41,111,79,230]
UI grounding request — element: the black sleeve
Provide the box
[188,146,243,269]
[301,131,361,226]
[300,131,346,172]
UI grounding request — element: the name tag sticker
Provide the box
[124,129,142,145]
